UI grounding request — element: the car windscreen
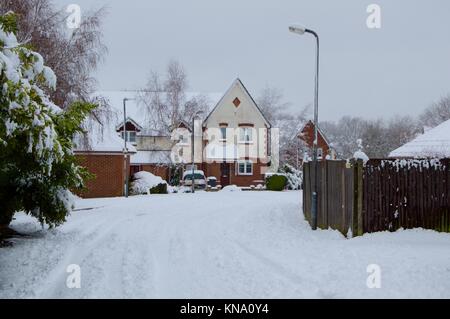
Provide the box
[184,174,205,180]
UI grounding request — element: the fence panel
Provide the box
[363,159,450,233]
[303,158,450,236]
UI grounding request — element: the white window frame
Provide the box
[121,131,137,144]
[128,131,136,144]
[237,160,253,176]
[239,127,253,143]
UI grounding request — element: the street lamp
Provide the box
[289,23,320,230]
[191,111,204,193]
[123,97,135,198]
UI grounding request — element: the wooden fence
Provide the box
[303,158,450,236]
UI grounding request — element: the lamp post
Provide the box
[289,24,320,230]
[191,111,204,193]
[123,97,135,198]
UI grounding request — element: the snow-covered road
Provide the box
[1,191,450,298]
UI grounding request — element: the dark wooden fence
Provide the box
[303,158,450,236]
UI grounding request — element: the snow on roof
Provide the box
[389,119,450,158]
[95,90,223,134]
[74,117,136,153]
[130,150,172,165]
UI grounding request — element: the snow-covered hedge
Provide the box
[130,171,168,195]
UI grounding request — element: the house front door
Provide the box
[220,163,230,186]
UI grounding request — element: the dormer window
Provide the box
[116,118,142,145]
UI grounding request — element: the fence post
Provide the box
[352,159,364,236]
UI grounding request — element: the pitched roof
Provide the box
[115,117,143,131]
[389,119,450,158]
[203,78,272,128]
[73,118,137,154]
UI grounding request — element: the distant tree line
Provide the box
[257,88,450,164]
[320,94,450,159]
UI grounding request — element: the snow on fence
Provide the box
[303,159,450,236]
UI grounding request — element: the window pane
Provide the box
[129,132,136,143]
[240,128,245,141]
[246,161,252,174]
[220,127,227,139]
[238,163,245,174]
[246,129,252,141]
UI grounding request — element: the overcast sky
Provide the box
[59,0,450,121]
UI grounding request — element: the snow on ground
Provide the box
[1,191,450,299]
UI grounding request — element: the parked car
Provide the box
[182,170,206,189]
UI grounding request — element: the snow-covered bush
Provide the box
[0,13,94,227]
[280,164,302,190]
[130,171,168,195]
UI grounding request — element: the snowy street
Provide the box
[1,191,450,299]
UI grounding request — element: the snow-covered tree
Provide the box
[0,0,107,108]
[0,12,94,227]
[256,85,310,168]
[139,60,210,134]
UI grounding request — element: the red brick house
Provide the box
[80,79,274,195]
[172,78,273,186]
[298,120,334,160]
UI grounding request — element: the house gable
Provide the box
[203,78,271,129]
[298,120,332,153]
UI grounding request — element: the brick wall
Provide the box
[76,153,129,198]
[230,160,266,187]
[202,161,267,187]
